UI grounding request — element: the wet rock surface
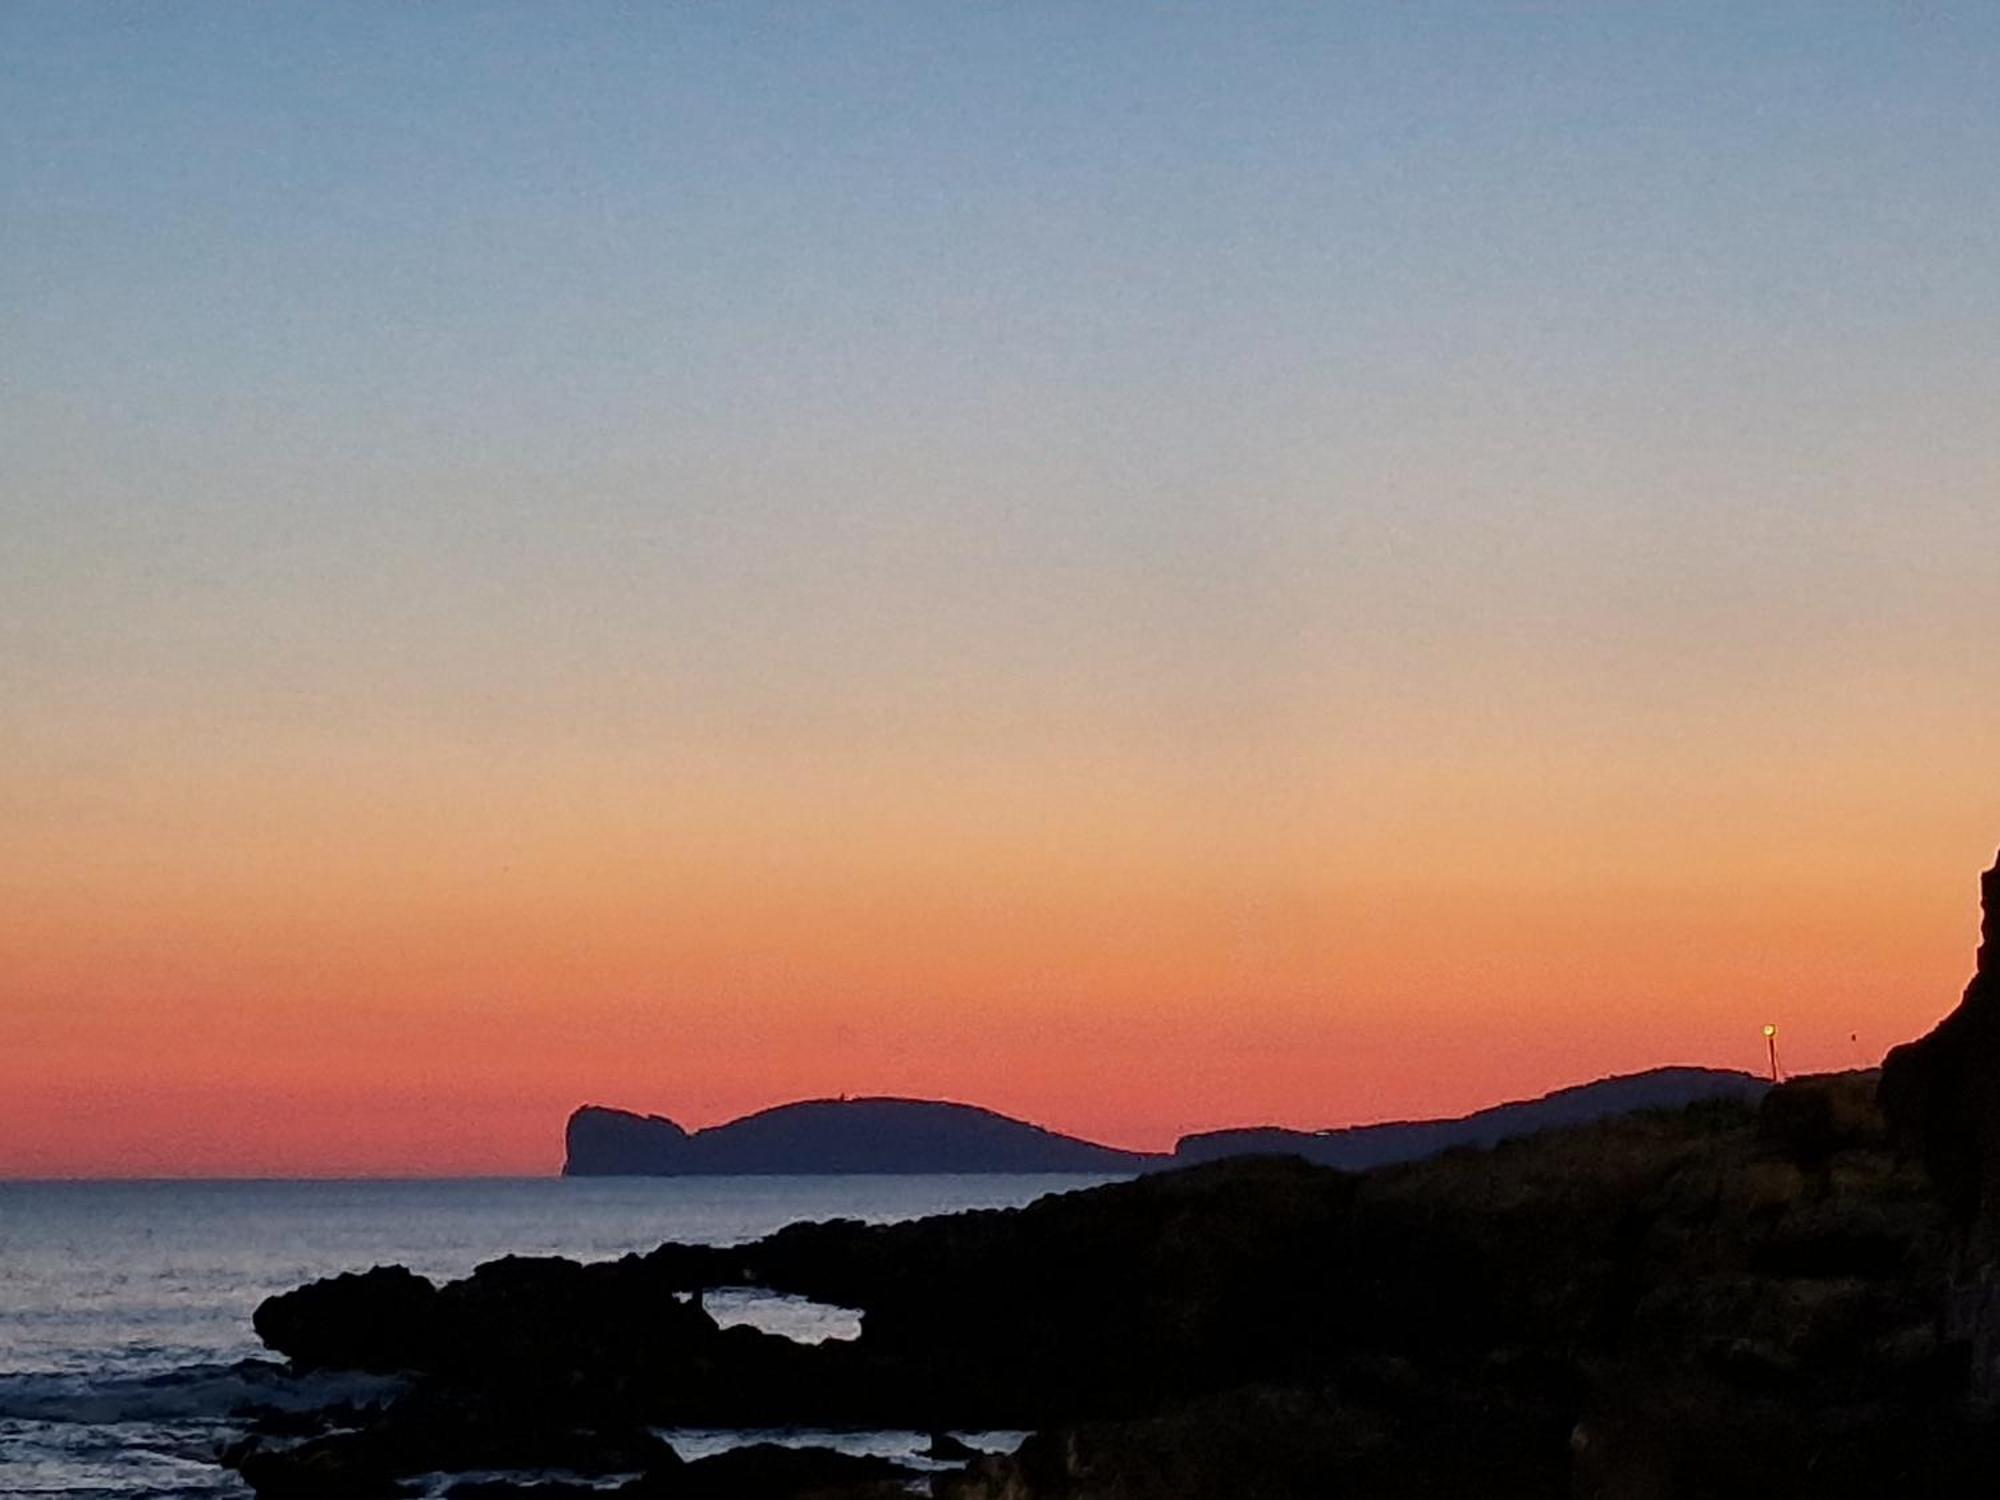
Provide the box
[230,854,2000,1497]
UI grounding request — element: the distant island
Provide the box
[562,1065,1769,1176]
[564,1096,1149,1176]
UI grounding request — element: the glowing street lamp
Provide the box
[1763,1024,1781,1084]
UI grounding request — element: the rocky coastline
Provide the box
[222,854,2000,1498]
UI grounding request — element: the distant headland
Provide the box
[562,1065,1769,1176]
[564,1096,1148,1176]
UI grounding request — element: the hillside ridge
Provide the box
[563,1065,1769,1175]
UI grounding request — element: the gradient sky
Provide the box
[4,4,1998,1176]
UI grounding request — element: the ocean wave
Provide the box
[0,1361,402,1426]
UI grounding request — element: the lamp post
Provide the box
[1763,1024,1781,1084]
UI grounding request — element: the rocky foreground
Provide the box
[226,856,2000,1498]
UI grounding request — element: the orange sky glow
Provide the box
[4,710,1992,1175]
[7,7,1999,1177]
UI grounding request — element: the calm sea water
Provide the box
[0,1175,1117,1498]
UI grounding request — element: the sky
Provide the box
[4,3,1997,1176]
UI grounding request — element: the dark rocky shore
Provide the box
[226,853,2000,1498]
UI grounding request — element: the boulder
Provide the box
[923,1431,981,1461]
[253,1252,723,1386]
[232,1439,414,1499]
[252,1266,442,1374]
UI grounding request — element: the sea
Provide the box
[0,1174,1121,1498]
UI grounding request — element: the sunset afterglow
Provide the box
[5,5,1997,1176]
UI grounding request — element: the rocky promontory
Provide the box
[563,1096,1158,1175]
[567,1070,1769,1177]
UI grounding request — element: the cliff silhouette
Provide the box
[564,1069,1768,1176]
[1881,846,2000,1395]
[564,1096,1152,1176]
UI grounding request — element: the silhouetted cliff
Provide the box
[567,1069,1772,1178]
[563,1097,1157,1175]
[1880,846,2000,1395]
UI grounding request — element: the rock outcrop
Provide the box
[254,1254,720,1378]
[1881,851,2000,1226]
[562,1105,690,1175]
[1881,847,2000,1395]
